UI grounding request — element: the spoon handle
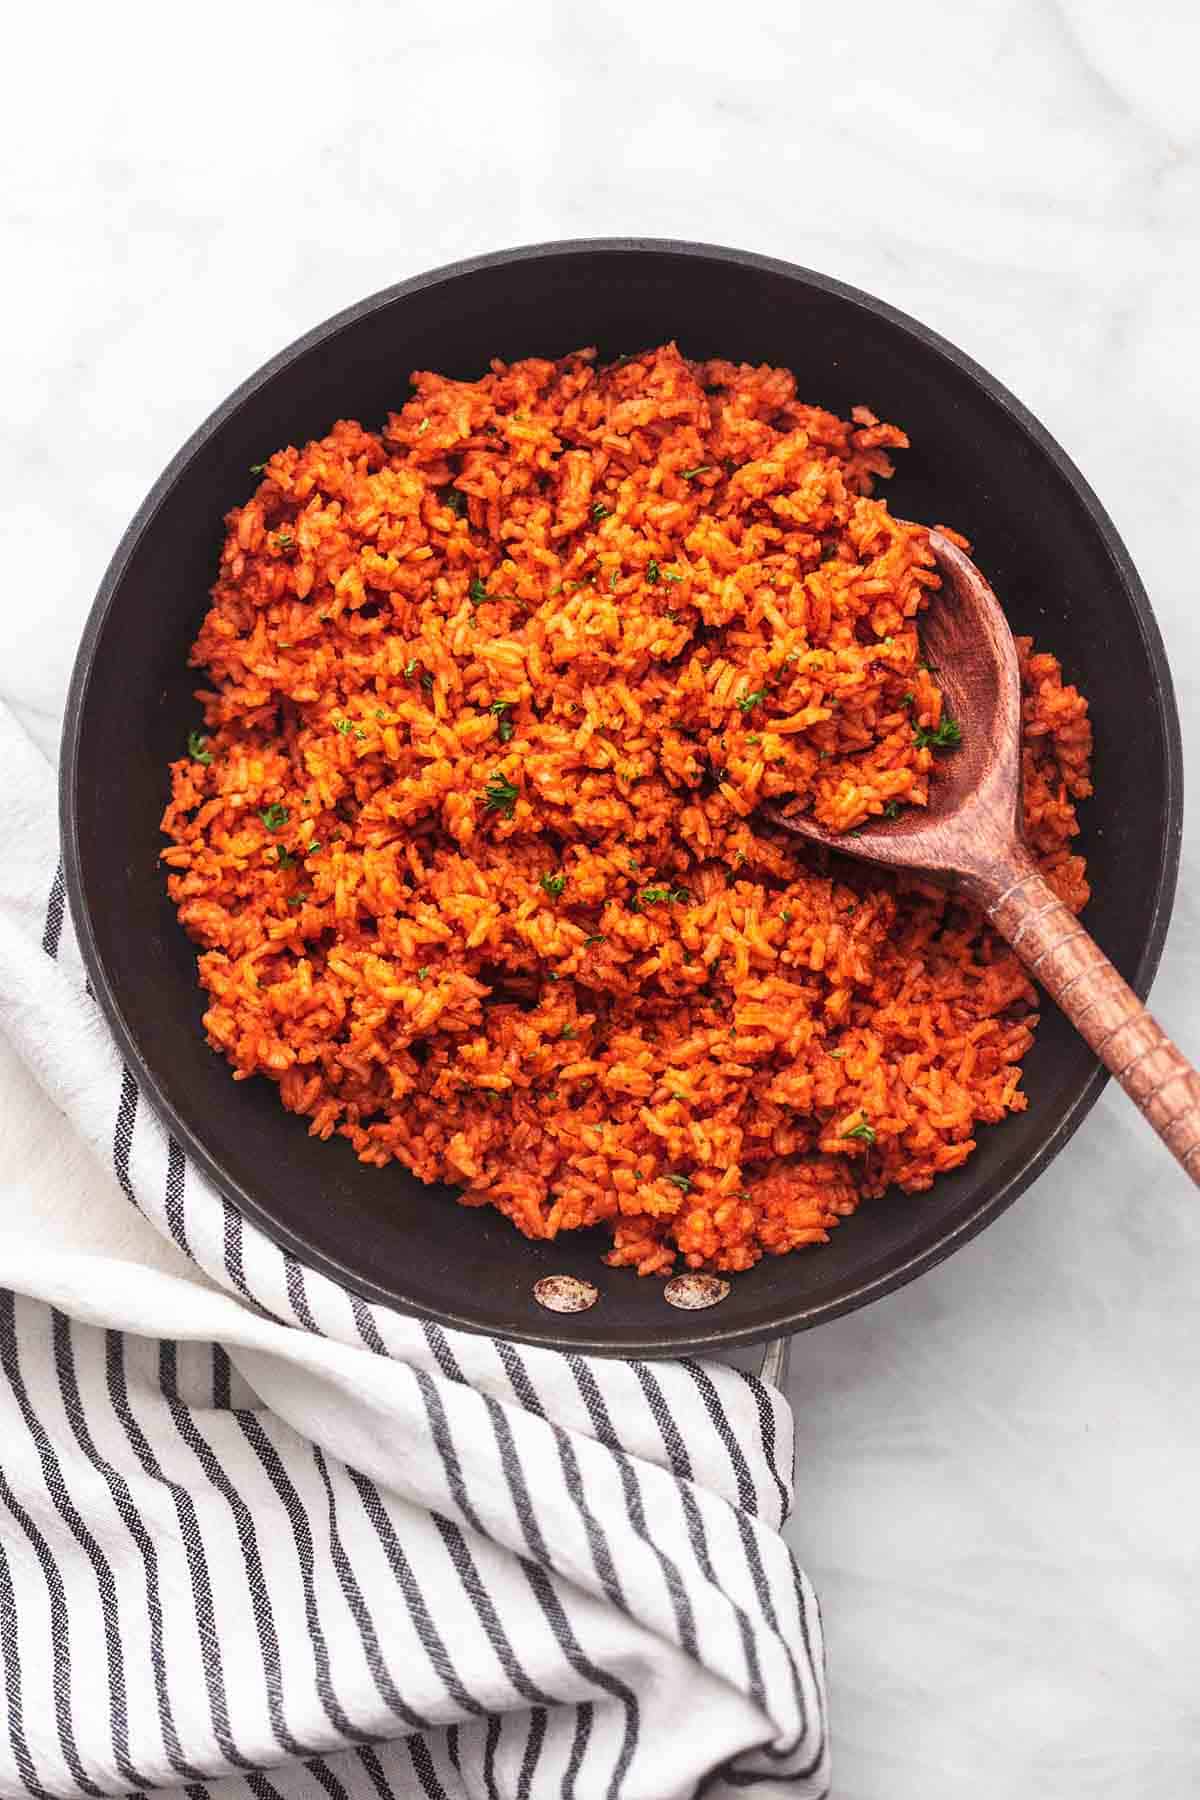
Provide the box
[980,854,1200,1185]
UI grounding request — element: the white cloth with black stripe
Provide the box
[0,703,828,1800]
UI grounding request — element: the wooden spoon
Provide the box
[768,531,1200,1185]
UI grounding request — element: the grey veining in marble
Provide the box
[3,0,1198,1792]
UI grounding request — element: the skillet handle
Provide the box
[974,851,1200,1186]
[757,1336,792,1389]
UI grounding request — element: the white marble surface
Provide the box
[4,0,1199,1792]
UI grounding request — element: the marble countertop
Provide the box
[4,0,1198,1792]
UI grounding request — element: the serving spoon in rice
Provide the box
[768,531,1200,1186]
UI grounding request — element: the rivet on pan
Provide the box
[664,1273,731,1310]
[533,1275,599,1314]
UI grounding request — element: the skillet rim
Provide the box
[59,237,1185,1355]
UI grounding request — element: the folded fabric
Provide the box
[0,701,829,1800]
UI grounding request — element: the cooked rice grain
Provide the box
[162,344,1092,1274]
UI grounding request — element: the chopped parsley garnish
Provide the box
[187,730,213,765]
[276,846,297,869]
[416,418,430,436]
[646,559,661,584]
[274,531,294,551]
[829,1048,846,1059]
[417,966,430,980]
[287,892,307,908]
[914,716,962,750]
[901,691,914,706]
[483,773,519,818]
[666,1173,692,1192]
[681,465,713,480]
[842,1116,877,1144]
[560,1025,578,1039]
[354,727,367,741]
[249,462,267,475]
[736,689,765,715]
[306,841,322,856]
[420,672,434,690]
[781,907,793,922]
[539,872,566,898]
[583,933,605,946]
[609,569,619,591]
[468,577,489,605]
[334,718,353,735]
[592,501,613,522]
[404,658,419,678]
[640,885,690,906]
[883,799,902,818]
[489,701,515,743]
[662,569,684,583]
[259,804,289,831]
[442,488,466,517]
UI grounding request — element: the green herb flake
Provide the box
[914,716,963,750]
[646,559,661,584]
[609,569,619,591]
[781,907,793,922]
[483,773,519,818]
[591,501,613,522]
[583,933,605,946]
[560,1025,578,1040]
[276,846,296,869]
[468,577,489,605]
[540,872,567,899]
[249,461,267,475]
[187,730,213,765]
[334,718,353,736]
[901,691,914,706]
[259,803,289,832]
[442,488,466,517]
[404,658,419,678]
[666,1173,692,1192]
[306,841,322,856]
[420,672,434,690]
[736,689,766,715]
[681,465,713,480]
[663,570,684,583]
[842,1116,877,1145]
[354,727,367,742]
[274,531,294,551]
[498,720,515,742]
[416,418,430,436]
[883,799,902,818]
[829,1048,846,1059]
[287,893,307,908]
[417,966,430,980]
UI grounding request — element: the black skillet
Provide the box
[60,240,1183,1357]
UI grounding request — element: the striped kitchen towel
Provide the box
[0,702,828,1800]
